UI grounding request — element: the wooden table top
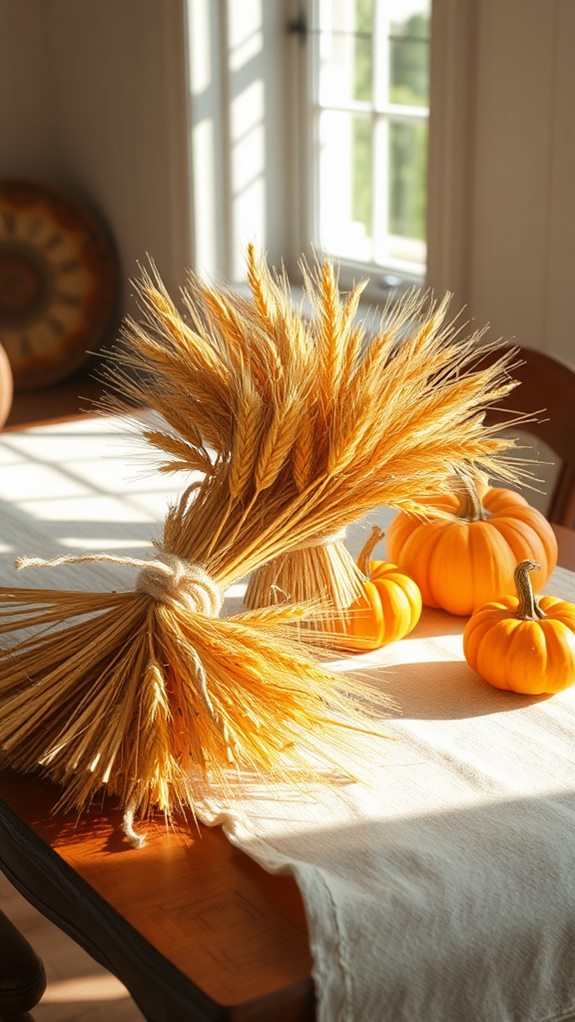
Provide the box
[0,771,313,1021]
[0,514,572,1022]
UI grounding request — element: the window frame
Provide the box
[285,0,475,302]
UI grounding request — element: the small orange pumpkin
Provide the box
[387,475,557,616]
[463,559,575,695]
[334,527,422,651]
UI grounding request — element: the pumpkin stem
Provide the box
[357,526,385,578]
[514,559,546,620]
[454,468,485,522]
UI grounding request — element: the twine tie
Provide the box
[16,551,223,617]
[294,527,347,551]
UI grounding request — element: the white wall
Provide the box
[0,1,58,179]
[469,0,575,366]
[0,0,191,311]
[429,0,575,367]
[0,0,290,302]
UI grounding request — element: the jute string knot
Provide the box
[135,554,222,616]
[16,551,223,617]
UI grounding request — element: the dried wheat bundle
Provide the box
[0,252,522,835]
[0,517,378,840]
[105,248,524,627]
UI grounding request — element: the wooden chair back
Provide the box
[483,346,575,527]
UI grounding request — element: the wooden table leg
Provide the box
[0,909,46,1021]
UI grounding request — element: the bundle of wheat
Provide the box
[0,542,373,841]
[106,248,525,629]
[0,253,522,835]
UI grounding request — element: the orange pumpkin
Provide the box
[334,527,422,651]
[463,559,575,695]
[387,476,557,616]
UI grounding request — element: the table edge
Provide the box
[0,793,228,1022]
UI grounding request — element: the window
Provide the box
[187,0,470,298]
[303,0,431,284]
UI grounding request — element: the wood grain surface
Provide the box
[0,771,313,1021]
[0,868,144,1021]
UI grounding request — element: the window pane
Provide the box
[352,117,373,233]
[390,39,429,106]
[319,111,373,262]
[387,0,430,37]
[316,0,374,35]
[389,3,430,106]
[318,31,373,105]
[389,119,427,256]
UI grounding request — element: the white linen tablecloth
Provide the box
[2,416,575,1022]
[200,567,575,1022]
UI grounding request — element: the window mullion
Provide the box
[312,102,428,120]
[374,0,389,109]
[373,0,390,266]
[373,114,388,267]
[310,0,321,254]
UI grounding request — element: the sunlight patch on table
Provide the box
[0,463,90,502]
[17,495,159,524]
[59,536,155,551]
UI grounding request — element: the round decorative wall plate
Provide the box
[0,180,120,391]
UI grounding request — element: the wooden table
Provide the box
[0,522,572,1022]
[0,772,313,1022]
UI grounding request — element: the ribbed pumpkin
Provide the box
[463,559,575,695]
[386,477,558,616]
[333,527,422,651]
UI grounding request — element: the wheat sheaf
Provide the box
[0,250,522,838]
[108,248,523,623]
